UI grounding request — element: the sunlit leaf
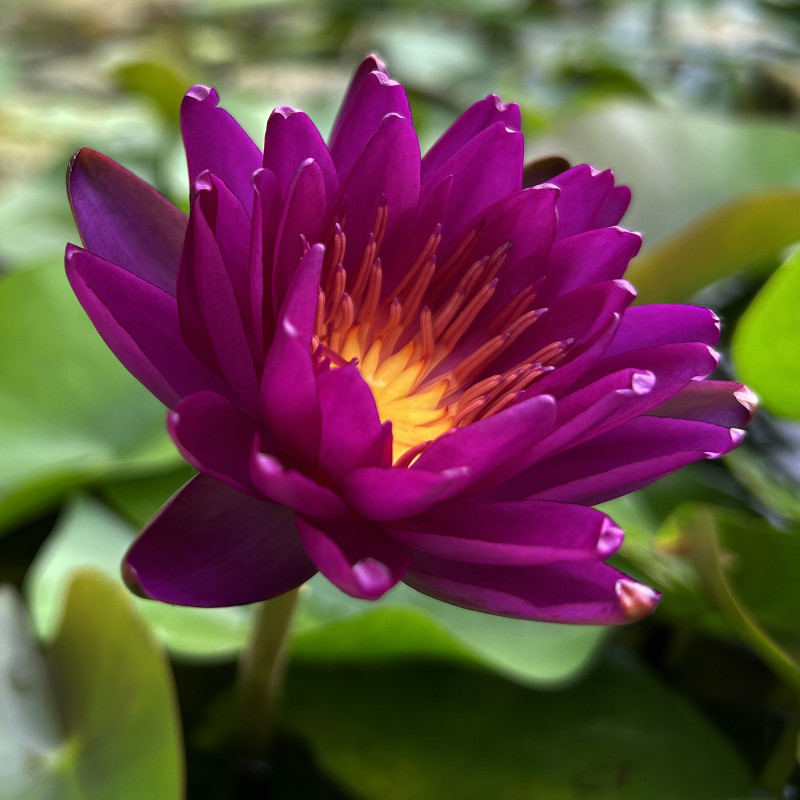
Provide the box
[0,574,184,799]
[281,655,751,800]
[47,570,184,799]
[627,190,800,303]
[0,264,180,533]
[530,105,800,245]
[0,587,64,800]
[732,247,800,419]
[25,496,252,660]
[293,574,607,686]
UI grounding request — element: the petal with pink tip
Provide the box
[295,513,409,600]
[404,554,659,624]
[124,475,315,607]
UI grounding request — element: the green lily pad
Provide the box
[25,496,252,660]
[0,263,180,534]
[531,104,800,247]
[293,574,607,687]
[627,190,800,304]
[281,653,751,800]
[732,246,800,419]
[0,586,65,800]
[47,570,184,799]
[0,574,184,799]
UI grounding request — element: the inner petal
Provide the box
[312,208,567,465]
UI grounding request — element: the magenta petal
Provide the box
[66,245,225,408]
[547,164,629,239]
[413,394,557,484]
[329,70,412,182]
[421,94,521,183]
[180,85,262,211]
[271,159,327,317]
[249,168,282,357]
[648,380,758,427]
[539,227,642,304]
[511,417,745,505]
[263,106,338,205]
[386,499,623,565]
[606,304,721,355]
[333,113,421,274]
[168,391,259,496]
[179,178,260,411]
[251,450,347,518]
[295,513,409,600]
[340,465,473,521]
[420,121,523,237]
[316,364,384,478]
[328,55,389,145]
[67,148,186,294]
[260,246,324,465]
[124,475,315,607]
[405,554,659,624]
[494,279,636,384]
[472,369,658,494]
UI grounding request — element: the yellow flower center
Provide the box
[312,202,569,465]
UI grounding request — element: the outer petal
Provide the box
[419,121,523,238]
[421,94,521,182]
[67,148,186,294]
[249,168,282,357]
[404,555,659,624]
[385,499,623,565]
[648,380,758,427]
[494,417,745,505]
[295,513,409,600]
[538,227,642,304]
[168,391,260,496]
[333,113,421,275]
[263,106,338,205]
[605,304,721,356]
[65,245,226,408]
[547,165,630,239]
[123,475,315,607]
[180,85,262,211]
[178,175,260,411]
[271,159,327,317]
[329,69,412,182]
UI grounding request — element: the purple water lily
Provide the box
[65,56,754,624]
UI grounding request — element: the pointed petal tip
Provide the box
[615,578,660,621]
[352,557,393,599]
[121,559,153,600]
[597,520,625,558]
[185,84,216,103]
[734,385,759,419]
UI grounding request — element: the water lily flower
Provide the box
[65,55,754,624]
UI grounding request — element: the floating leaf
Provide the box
[732,247,800,419]
[0,574,184,799]
[281,655,751,800]
[0,264,180,533]
[25,496,253,661]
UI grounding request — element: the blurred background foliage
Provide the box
[3,0,800,797]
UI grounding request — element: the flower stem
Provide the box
[236,588,300,758]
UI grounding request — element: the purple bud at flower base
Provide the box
[64,55,755,624]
